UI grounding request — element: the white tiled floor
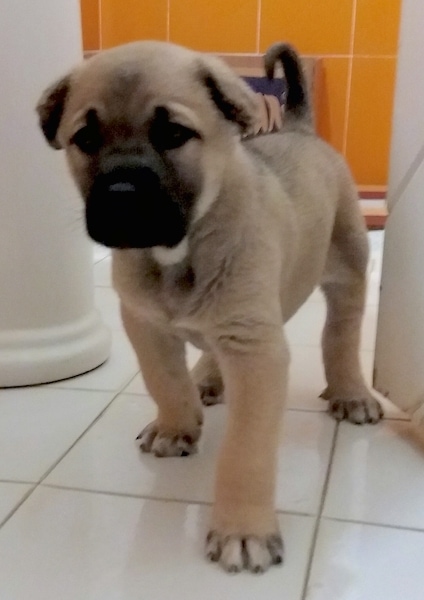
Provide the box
[1,231,423,599]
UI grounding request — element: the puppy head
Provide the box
[36,42,258,250]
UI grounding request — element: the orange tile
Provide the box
[101,0,168,49]
[354,0,401,55]
[169,0,258,53]
[345,57,397,186]
[81,0,100,51]
[315,58,349,154]
[260,0,354,55]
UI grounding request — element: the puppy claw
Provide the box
[205,531,221,562]
[244,538,272,573]
[137,421,199,457]
[326,396,384,424]
[205,531,284,574]
[266,533,285,565]
[198,383,224,407]
[136,427,157,450]
[221,537,244,573]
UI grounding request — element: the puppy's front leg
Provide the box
[121,304,203,457]
[206,332,288,573]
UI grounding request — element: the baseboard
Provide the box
[360,197,388,229]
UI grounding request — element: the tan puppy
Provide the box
[37,41,382,574]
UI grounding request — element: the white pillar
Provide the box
[374,0,424,428]
[0,0,110,386]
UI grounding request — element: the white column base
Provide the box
[0,311,111,387]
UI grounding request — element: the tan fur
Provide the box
[37,40,382,574]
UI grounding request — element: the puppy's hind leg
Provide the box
[191,352,224,406]
[320,191,383,425]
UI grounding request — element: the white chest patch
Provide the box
[151,236,189,266]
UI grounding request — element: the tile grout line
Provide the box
[41,483,217,506]
[98,0,102,51]
[166,0,171,42]
[93,252,110,265]
[300,421,340,600]
[47,365,139,392]
[37,482,319,520]
[0,484,38,529]
[256,0,262,54]
[322,514,424,535]
[0,375,136,532]
[0,479,36,485]
[119,369,143,394]
[310,54,396,59]
[49,372,142,395]
[113,386,409,422]
[342,0,357,156]
[36,379,136,483]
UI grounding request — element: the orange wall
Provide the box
[80,0,401,187]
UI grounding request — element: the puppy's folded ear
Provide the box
[200,57,258,134]
[36,75,70,149]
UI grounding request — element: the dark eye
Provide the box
[70,110,102,154]
[151,118,200,152]
[70,126,102,154]
[163,123,198,150]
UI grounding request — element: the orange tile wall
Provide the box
[80,0,401,187]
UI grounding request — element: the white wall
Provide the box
[374,0,424,426]
[386,0,424,210]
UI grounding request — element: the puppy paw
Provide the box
[205,531,283,574]
[198,381,224,406]
[322,391,384,425]
[136,421,201,457]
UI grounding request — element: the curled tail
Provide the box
[264,43,313,128]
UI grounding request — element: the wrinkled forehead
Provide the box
[66,43,206,127]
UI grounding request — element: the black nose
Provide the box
[85,160,187,249]
[101,164,161,197]
[108,182,136,193]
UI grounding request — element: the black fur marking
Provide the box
[37,75,70,149]
[264,43,310,122]
[203,74,252,132]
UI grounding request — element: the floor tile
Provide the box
[308,287,326,304]
[368,230,385,256]
[123,343,202,395]
[289,346,405,419]
[371,389,409,421]
[306,518,424,600]
[46,396,335,515]
[367,267,382,306]
[94,255,112,287]
[367,231,384,306]
[285,301,377,353]
[0,486,314,600]
[122,374,145,395]
[124,344,405,420]
[323,421,424,529]
[0,483,33,524]
[360,304,378,352]
[50,329,139,392]
[94,287,122,330]
[0,388,113,482]
[93,243,110,263]
[285,301,326,347]
[288,346,374,412]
